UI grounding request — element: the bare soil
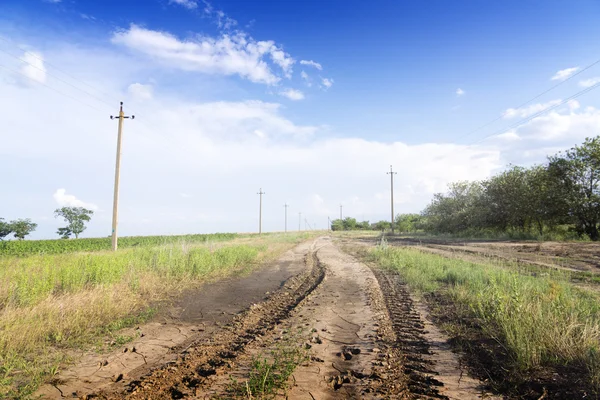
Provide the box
[36,236,520,399]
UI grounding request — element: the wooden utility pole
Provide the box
[340,204,343,220]
[298,212,302,231]
[284,203,289,233]
[257,188,265,234]
[328,216,331,231]
[110,102,134,251]
[387,165,397,234]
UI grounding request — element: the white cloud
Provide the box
[503,99,562,119]
[279,88,304,101]
[179,193,193,198]
[456,88,465,96]
[300,60,322,70]
[20,51,46,84]
[551,67,579,81]
[128,82,153,100]
[300,71,311,87]
[169,0,198,9]
[53,189,98,211]
[579,77,600,88]
[321,77,333,89]
[44,0,61,3]
[111,24,293,85]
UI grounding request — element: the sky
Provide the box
[2,0,600,239]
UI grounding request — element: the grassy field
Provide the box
[0,232,313,399]
[0,233,237,256]
[368,242,600,393]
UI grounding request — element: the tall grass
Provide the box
[369,246,600,386]
[0,233,312,398]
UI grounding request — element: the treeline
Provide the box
[330,217,391,231]
[419,136,600,241]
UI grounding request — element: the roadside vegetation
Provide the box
[412,136,600,241]
[0,232,312,398]
[369,243,600,396]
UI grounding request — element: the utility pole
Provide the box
[387,165,397,234]
[340,204,343,220]
[328,216,331,231]
[257,188,265,235]
[110,102,134,251]
[298,212,302,231]
[284,203,289,233]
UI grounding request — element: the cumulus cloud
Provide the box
[111,24,294,85]
[300,60,322,70]
[551,67,579,81]
[279,88,304,101]
[53,189,98,211]
[456,88,465,96]
[321,77,333,89]
[579,77,600,88]
[128,82,153,100]
[169,0,198,9]
[20,51,46,84]
[503,99,562,119]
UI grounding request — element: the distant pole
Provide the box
[257,188,265,235]
[299,212,302,231]
[110,102,134,251]
[387,165,397,234]
[328,216,331,231]
[340,204,343,220]
[284,203,289,233]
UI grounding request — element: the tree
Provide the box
[548,137,600,240]
[372,220,391,231]
[331,218,344,231]
[395,213,423,233]
[11,219,37,240]
[0,218,13,240]
[54,207,94,239]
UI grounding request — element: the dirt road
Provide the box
[38,237,495,399]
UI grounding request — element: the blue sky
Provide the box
[2,0,600,239]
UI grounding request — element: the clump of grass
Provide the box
[369,246,600,388]
[229,335,307,399]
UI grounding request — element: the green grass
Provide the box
[369,245,600,388]
[0,232,313,399]
[0,232,237,256]
[228,331,308,399]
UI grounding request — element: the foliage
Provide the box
[0,219,12,241]
[9,219,37,241]
[331,217,370,231]
[54,207,94,239]
[0,232,237,256]
[372,220,391,231]
[420,136,600,240]
[395,213,424,232]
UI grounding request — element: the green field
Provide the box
[0,232,237,256]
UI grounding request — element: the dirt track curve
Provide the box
[37,237,496,399]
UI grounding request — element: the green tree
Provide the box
[395,213,423,233]
[331,218,344,231]
[372,220,391,231]
[0,218,13,240]
[548,137,600,240]
[54,207,94,239]
[422,181,484,233]
[10,219,37,240]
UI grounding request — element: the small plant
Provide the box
[229,334,308,399]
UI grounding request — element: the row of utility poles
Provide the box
[255,166,396,235]
[109,102,398,250]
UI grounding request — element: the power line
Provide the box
[0,35,119,106]
[0,46,116,111]
[454,57,600,143]
[0,62,104,111]
[472,80,600,146]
